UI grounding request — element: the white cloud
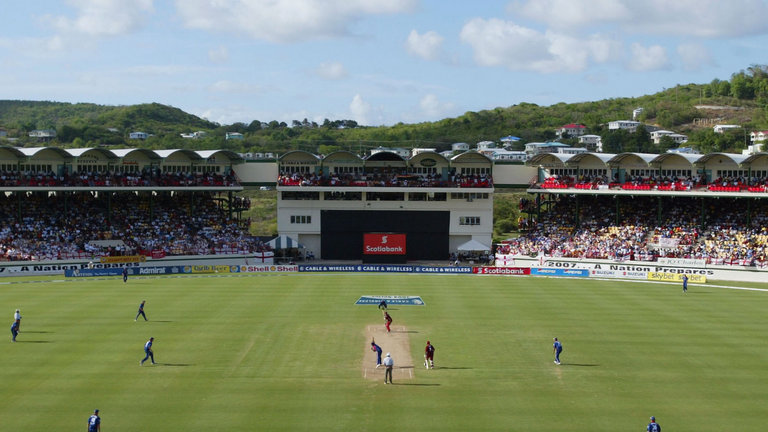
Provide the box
[419,94,454,119]
[349,94,371,126]
[459,18,618,73]
[208,46,229,64]
[405,30,444,61]
[677,43,715,71]
[627,43,669,71]
[48,0,154,37]
[174,0,417,43]
[510,0,768,38]
[316,62,348,80]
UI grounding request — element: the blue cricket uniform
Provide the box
[88,413,100,431]
[647,421,661,432]
[141,339,155,365]
[371,343,383,365]
[553,340,563,364]
[682,275,688,292]
[123,267,128,282]
[135,301,147,321]
[11,321,19,342]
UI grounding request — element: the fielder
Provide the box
[553,337,563,365]
[384,311,392,333]
[424,340,435,369]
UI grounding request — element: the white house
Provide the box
[476,141,496,151]
[608,120,641,132]
[750,130,768,142]
[713,124,741,134]
[489,149,527,161]
[225,132,244,140]
[632,107,644,120]
[128,131,148,140]
[556,123,586,138]
[578,134,603,152]
[411,148,437,157]
[650,130,688,145]
[452,142,470,152]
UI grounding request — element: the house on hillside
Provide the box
[225,132,244,140]
[632,107,644,120]
[0,128,7,138]
[129,131,149,140]
[578,134,602,152]
[750,130,768,142]
[556,123,586,138]
[608,120,641,132]
[452,142,470,153]
[29,129,57,142]
[651,130,688,145]
[713,124,740,133]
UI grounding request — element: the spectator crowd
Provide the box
[0,168,239,188]
[277,170,492,188]
[498,195,768,268]
[0,192,265,261]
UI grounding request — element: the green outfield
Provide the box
[2,273,768,431]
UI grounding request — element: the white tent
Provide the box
[266,235,304,250]
[456,239,491,252]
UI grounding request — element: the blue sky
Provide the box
[2,0,768,127]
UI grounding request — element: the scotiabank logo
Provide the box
[363,233,406,255]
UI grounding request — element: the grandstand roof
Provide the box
[527,153,572,166]
[696,152,748,165]
[607,152,659,165]
[66,148,119,159]
[153,149,204,161]
[195,150,244,163]
[17,147,73,159]
[110,148,163,160]
[0,145,26,158]
[366,150,406,162]
[741,152,768,165]
[451,150,492,164]
[566,152,616,164]
[650,152,703,165]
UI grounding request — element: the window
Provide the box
[281,191,320,200]
[459,216,480,226]
[290,215,312,224]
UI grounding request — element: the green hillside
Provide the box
[1,65,767,154]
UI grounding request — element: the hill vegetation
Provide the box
[1,65,767,155]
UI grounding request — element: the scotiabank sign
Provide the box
[363,233,406,255]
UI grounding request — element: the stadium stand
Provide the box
[0,192,264,261]
[501,196,768,268]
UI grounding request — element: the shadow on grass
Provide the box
[147,320,173,323]
[21,331,52,333]
[16,340,51,343]
[433,366,472,370]
[158,363,193,367]
[392,383,440,386]
[562,363,599,367]
[398,330,419,334]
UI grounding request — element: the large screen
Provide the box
[321,210,449,260]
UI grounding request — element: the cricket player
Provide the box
[378,299,387,310]
[122,267,128,283]
[647,416,661,432]
[11,320,19,342]
[140,337,156,365]
[371,339,383,367]
[424,340,435,369]
[384,311,392,333]
[682,274,688,293]
[88,409,101,432]
[135,300,148,321]
[553,337,563,365]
